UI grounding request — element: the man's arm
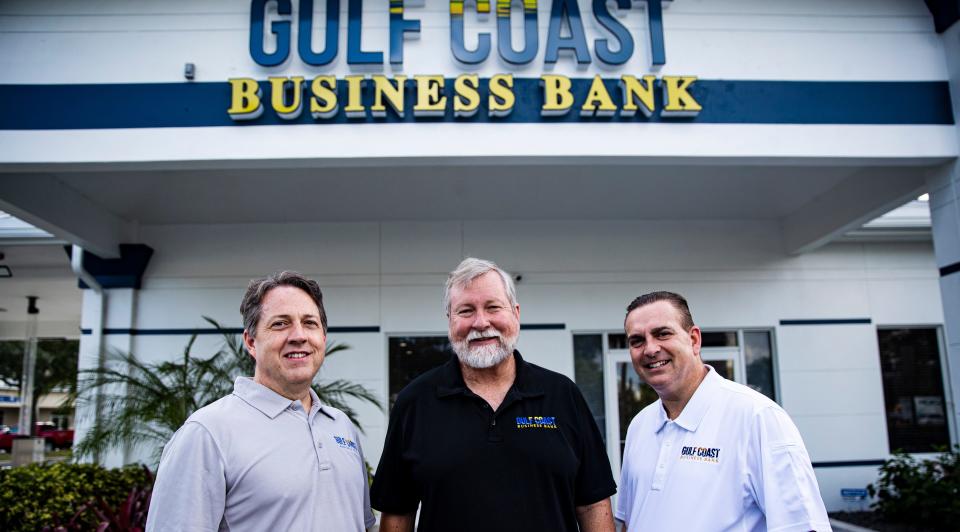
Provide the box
[749,406,830,531]
[379,512,415,532]
[575,498,615,532]
[146,422,226,531]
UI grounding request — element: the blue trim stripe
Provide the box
[780,319,872,326]
[519,323,566,330]
[940,260,960,278]
[79,326,380,335]
[0,79,952,130]
[812,459,885,468]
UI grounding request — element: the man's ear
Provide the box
[242,330,257,360]
[689,325,702,356]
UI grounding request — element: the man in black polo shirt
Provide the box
[372,258,616,532]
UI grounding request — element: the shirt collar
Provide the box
[436,350,544,399]
[232,377,334,420]
[654,364,721,433]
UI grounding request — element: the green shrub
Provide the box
[867,447,960,530]
[0,462,153,532]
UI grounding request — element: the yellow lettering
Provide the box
[344,75,366,119]
[454,74,480,117]
[414,75,447,117]
[371,75,407,118]
[488,74,515,117]
[662,76,702,117]
[619,75,656,118]
[227,78,263,120]
[310,76,338,119]
[452,0,491,15]
[540,75,573,117]
[269,76,305,120]
[581,75,617,117]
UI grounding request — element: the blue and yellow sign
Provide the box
[235,0,698,123]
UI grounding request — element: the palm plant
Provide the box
[72,318,382,463]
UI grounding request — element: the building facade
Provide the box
[2,0,960,513]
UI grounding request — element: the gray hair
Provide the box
[240,271,328,337]
[443,257,518,315]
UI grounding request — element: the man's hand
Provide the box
[379,512,415,532]
[575,498,615,532]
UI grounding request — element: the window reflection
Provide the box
[388,336,452,409]
[878,328,949,452]
[617,362,658,459]
[574,334,606,443]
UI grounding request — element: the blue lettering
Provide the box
[451,0,491,64]
[544,0,590,64]
[643,0,666,66]
[250,0,292,67]
[389,0,421,64]
[298,0,339,66]
[347,0,383,64]
[592,0,633,65]
[497,0,538,65]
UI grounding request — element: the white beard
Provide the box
[452,329,517,369]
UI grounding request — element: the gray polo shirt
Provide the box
[147,377,375,532]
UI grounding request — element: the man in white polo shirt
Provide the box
[616,291,830,531]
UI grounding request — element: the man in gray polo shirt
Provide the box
[147,271,375,531]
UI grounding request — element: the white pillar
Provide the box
[74,287,137,467]
[932,22,960,439]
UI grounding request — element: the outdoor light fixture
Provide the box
[0,265,11,278]
[184,63,196,80]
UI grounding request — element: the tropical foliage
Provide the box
[72,318,381,462]
[0,462,151,532]
[867,446,960,530]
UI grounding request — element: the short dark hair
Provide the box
[625,291,695,331]
[240,271,327,337]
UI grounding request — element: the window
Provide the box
[573,334,605,443]
[388,336,453,409]
[603,329,776,401]
[878,328,950,453]
[744,331,776,401]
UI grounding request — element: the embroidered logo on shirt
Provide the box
[679,445,720,463]
[516,416,558,429]
[334,435,359,452]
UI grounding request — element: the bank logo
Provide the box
[334,435,359,452]
[516,416,558,429]
[679,445,720,463]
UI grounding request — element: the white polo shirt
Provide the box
[616,366,830,532]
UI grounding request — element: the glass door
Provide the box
[603,350,657,480]
[602,345,745,479]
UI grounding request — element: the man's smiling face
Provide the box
[624,300,703,403]
[447,271,520,369]
[244,285,327,399]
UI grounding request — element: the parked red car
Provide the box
[0,422,74,452]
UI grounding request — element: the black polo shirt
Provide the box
[371,351,616,532]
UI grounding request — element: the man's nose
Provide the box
[288,321,308,342]
[643,339,660,357]
[472,310,491,329]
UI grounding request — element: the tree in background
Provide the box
[0,338,79,433]
[72,319,381,462]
